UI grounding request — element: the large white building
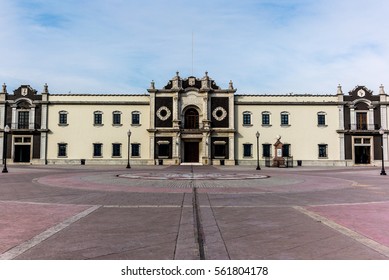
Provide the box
[1,72,388,166]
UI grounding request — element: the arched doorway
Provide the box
[184,108,199,129]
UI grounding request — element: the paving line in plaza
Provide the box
[0,205,101,260]
[294,206,389,258]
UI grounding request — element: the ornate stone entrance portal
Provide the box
[184,141,199,163]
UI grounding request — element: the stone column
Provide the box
[29,106,36,130]
[339,134,345,161]
[338,105,344,130]
[349,105,356,130]
[11,106,17,129]
[368,105,375,130]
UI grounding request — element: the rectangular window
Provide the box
[281,114,289,126]
[112,143,121,157]
[93,143,102,157]
[356,112,367,130]
[262,144,271,157]
[113,113,121,125]
[318,114,326,126]
[243,144,252,157]
[262,114,270,125]
[318,144,328,158]
[58,143,67,157]
[18,111,30,129]
[214,144,226,158]
[131,143,140,157]
[132,112,140,125]
[158,144,169,157]
[282,144,290,157]
[243,113,251,125]
[59,112,68,125]
[94,112,103,125]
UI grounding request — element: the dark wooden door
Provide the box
[184,142,199,162]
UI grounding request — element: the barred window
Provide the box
[94,111,103,125]
[132,111,140,125]
[281,112,290,126]
[113,111,122,125]
[59,111,68,125]
[58,143,67,157]
[262,112,270,125]
[318,144,328,158]
[243,111,252,126]
[317,112,326,126]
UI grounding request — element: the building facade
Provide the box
[1,73,388,166]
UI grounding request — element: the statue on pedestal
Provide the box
[272,135,285,167]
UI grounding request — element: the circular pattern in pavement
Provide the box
[117,172,269,180]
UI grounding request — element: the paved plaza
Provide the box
[1,164,389,260]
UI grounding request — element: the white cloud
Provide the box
[1,0,389,94]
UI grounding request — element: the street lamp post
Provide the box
[256,131,261,170]
[2,125,10,173]
[126,129,131,169]
[379,127,386,175]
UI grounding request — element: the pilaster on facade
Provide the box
[339,134,345,161]
[349,104,356,130]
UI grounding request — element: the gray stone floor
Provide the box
[1,164,389,259]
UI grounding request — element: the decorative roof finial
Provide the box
[380,84,385,95]
[176,71,179,77]
[44,83,49,93]
[205,71,208,77]
[150,80,155,90]
[229,80,234,90]
[2,83,6,93]
[337,84,343,95]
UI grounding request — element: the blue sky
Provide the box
[1,0,389,94]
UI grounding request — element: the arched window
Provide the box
[113,111,122,125]
[184,108,199,129]
[94,111,103,125]
[131,111,140,125]
[262,111,271,126]
[243,111,252,126]
[317,111,327,126]
[59,111,68,125]
[280,111,290,126]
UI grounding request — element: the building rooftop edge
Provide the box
[49,93,149,96]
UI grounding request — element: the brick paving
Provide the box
[0,164,389,259]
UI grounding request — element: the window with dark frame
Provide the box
[131,143,140,157]
[18,111,30,129]
[262,113,270,125]
[112,143,121,157]
[214,144,226,158]
[93,143,102,157]
[243,112,251,125]
[262,144,271,157]
[318,144,328,158]
[243,144,252,157]
[318,113,326,126]
[281,112,289,126]
[132,112,140,125]
[158,144,169,157]
[282,144,290,157]
[113,112,121,125]
[58,143,67,157]
[59,111,68,125]
[94,112,103,125]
